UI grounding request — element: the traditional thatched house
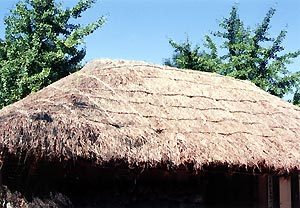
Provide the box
[0,59,300,207]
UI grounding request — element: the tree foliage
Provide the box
[165,6,300,100]
[293,90,300,106]
[164,36,221,73]
[0,0,105,108]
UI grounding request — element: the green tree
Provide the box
[164,36,220,73]
[293,90,300,106]
[166,6,300,99]
[0,39,5,60]
[0,0,105,108]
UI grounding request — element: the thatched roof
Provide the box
[0,59,300,174]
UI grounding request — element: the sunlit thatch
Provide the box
[1,59,299,174]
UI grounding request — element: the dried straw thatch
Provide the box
[0,59,300,174]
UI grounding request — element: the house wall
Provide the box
[1,158,299,208]
[258,175,268,208]
[204,172,257,207]
[291,175,300,208]
[280,177,292,208]
[260,175,300,208]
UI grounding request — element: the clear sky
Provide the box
[0,0,300,72]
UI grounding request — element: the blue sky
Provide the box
[1,0,300,72]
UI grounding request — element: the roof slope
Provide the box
[1,59,300,173]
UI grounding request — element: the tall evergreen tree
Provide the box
[166,6,300,99]
[0,0,105,108]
